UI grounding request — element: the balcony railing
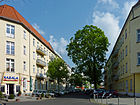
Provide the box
[36,46,47,55]
[36,73,43,79]
[36,59,46,67]
[36,73,47,79]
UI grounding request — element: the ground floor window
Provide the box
[130,79,132,91]
[16,85,20,92]
[1,85,5,92]
[23,78,27,91]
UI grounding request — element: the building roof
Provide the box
[0,4,54,51]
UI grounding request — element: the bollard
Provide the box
[106,97,108,105]
[101,97,103,104]
[97,94,98,103]
[134,97,136,105]
[118,96,119,105]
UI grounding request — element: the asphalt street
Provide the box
[6,93,98,105]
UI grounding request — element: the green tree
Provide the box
[69,73,85,87]
[47,58,69,92]
[66,25,109,89]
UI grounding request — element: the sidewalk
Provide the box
[90,97,140,105]
[0,95,55,104]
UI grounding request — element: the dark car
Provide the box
[109,90,118,97]
[102,91,112,98]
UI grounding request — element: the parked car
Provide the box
[109,90,118,97]
[92,89,106,98]
[32,90,40,96]
[102,91,112,98]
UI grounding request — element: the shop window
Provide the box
[16,85,20,92]
[23,78,27,91]
[1,86,5,92]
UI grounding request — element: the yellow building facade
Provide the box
[0,5,69,95]
[105,1,140,97]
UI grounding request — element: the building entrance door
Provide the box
[7,84,14,95]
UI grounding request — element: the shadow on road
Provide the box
[57,93,90,99]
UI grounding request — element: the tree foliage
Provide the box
[66,25,109,89]
[47,57,69,91]
[69,73,86,87]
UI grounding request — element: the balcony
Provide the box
[36,73,47,79]
[36,46,47,56]
[36,59,46,67]
[36,73,44,79]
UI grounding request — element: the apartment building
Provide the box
[104,1,140,97]
[0,4,68,95]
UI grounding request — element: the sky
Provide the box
[0,0,138,67]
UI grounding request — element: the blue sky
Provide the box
[1,0,138,67]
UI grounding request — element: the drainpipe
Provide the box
[134,73,135,97]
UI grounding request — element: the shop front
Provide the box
[1,73,20,95]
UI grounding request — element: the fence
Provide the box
[92,95,139,105]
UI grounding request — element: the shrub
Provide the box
[18,91,22,96]
[41,93,44,97]
[0,91,4,98]
[8,94,15,99]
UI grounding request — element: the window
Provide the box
[37,42,39,48]
[33,65,35,73]
[123,65,124,74]
[125,29,127,39]
[23,78,27,91]
[6,58,15,72]
[6,41,15,55]
[16,85,20,92]
[6,24,15,38]
[123,49,124,59]
[130,79,132,91]
[24,31,26,39]
[23,61,26,70]
[33,39,35,46]
[1,86,5,92]
[125,46,127,56]
[33,52,35,59]
[137,52,140,65]
[126,80,128,92]
[137,29,140,42]
[24,46,26,55]
[126,63,128,73]
[37,67,39,74]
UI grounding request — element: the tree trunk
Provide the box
[93,57,97,89]
[57,78,60,93]
[93,66,97,89]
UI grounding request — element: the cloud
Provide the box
[92,11,120,56]
[32,23,45,35]
[122,1,137,20]
[49,35,68,56]
[98,0,119,8]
